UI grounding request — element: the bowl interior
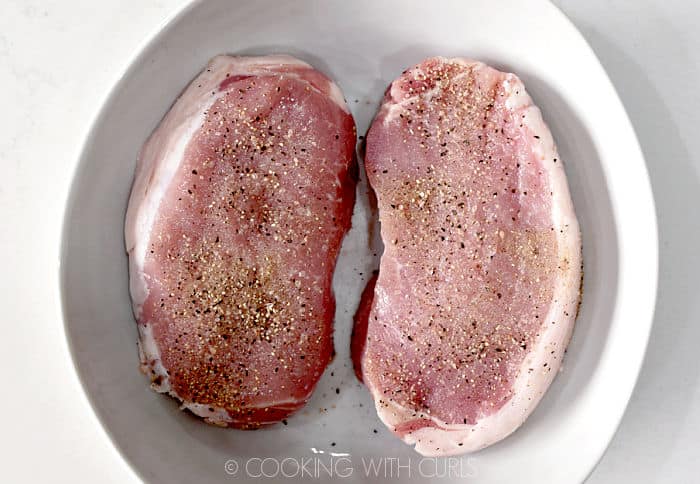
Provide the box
[61,1,650,483]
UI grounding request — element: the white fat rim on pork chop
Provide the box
[367,58,582,456]
[125,55,347,424]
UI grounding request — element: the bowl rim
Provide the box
[58,1,659,482]
[58,2,209,482]
[544,4,659,481]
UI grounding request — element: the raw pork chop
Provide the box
[354,57,582,455]
[125,55,357,428]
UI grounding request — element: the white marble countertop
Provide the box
[1,0,697,482]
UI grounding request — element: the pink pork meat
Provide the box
[125,55,357,428]
[353,57,582,455]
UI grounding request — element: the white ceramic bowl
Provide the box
[60,0,657,482]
